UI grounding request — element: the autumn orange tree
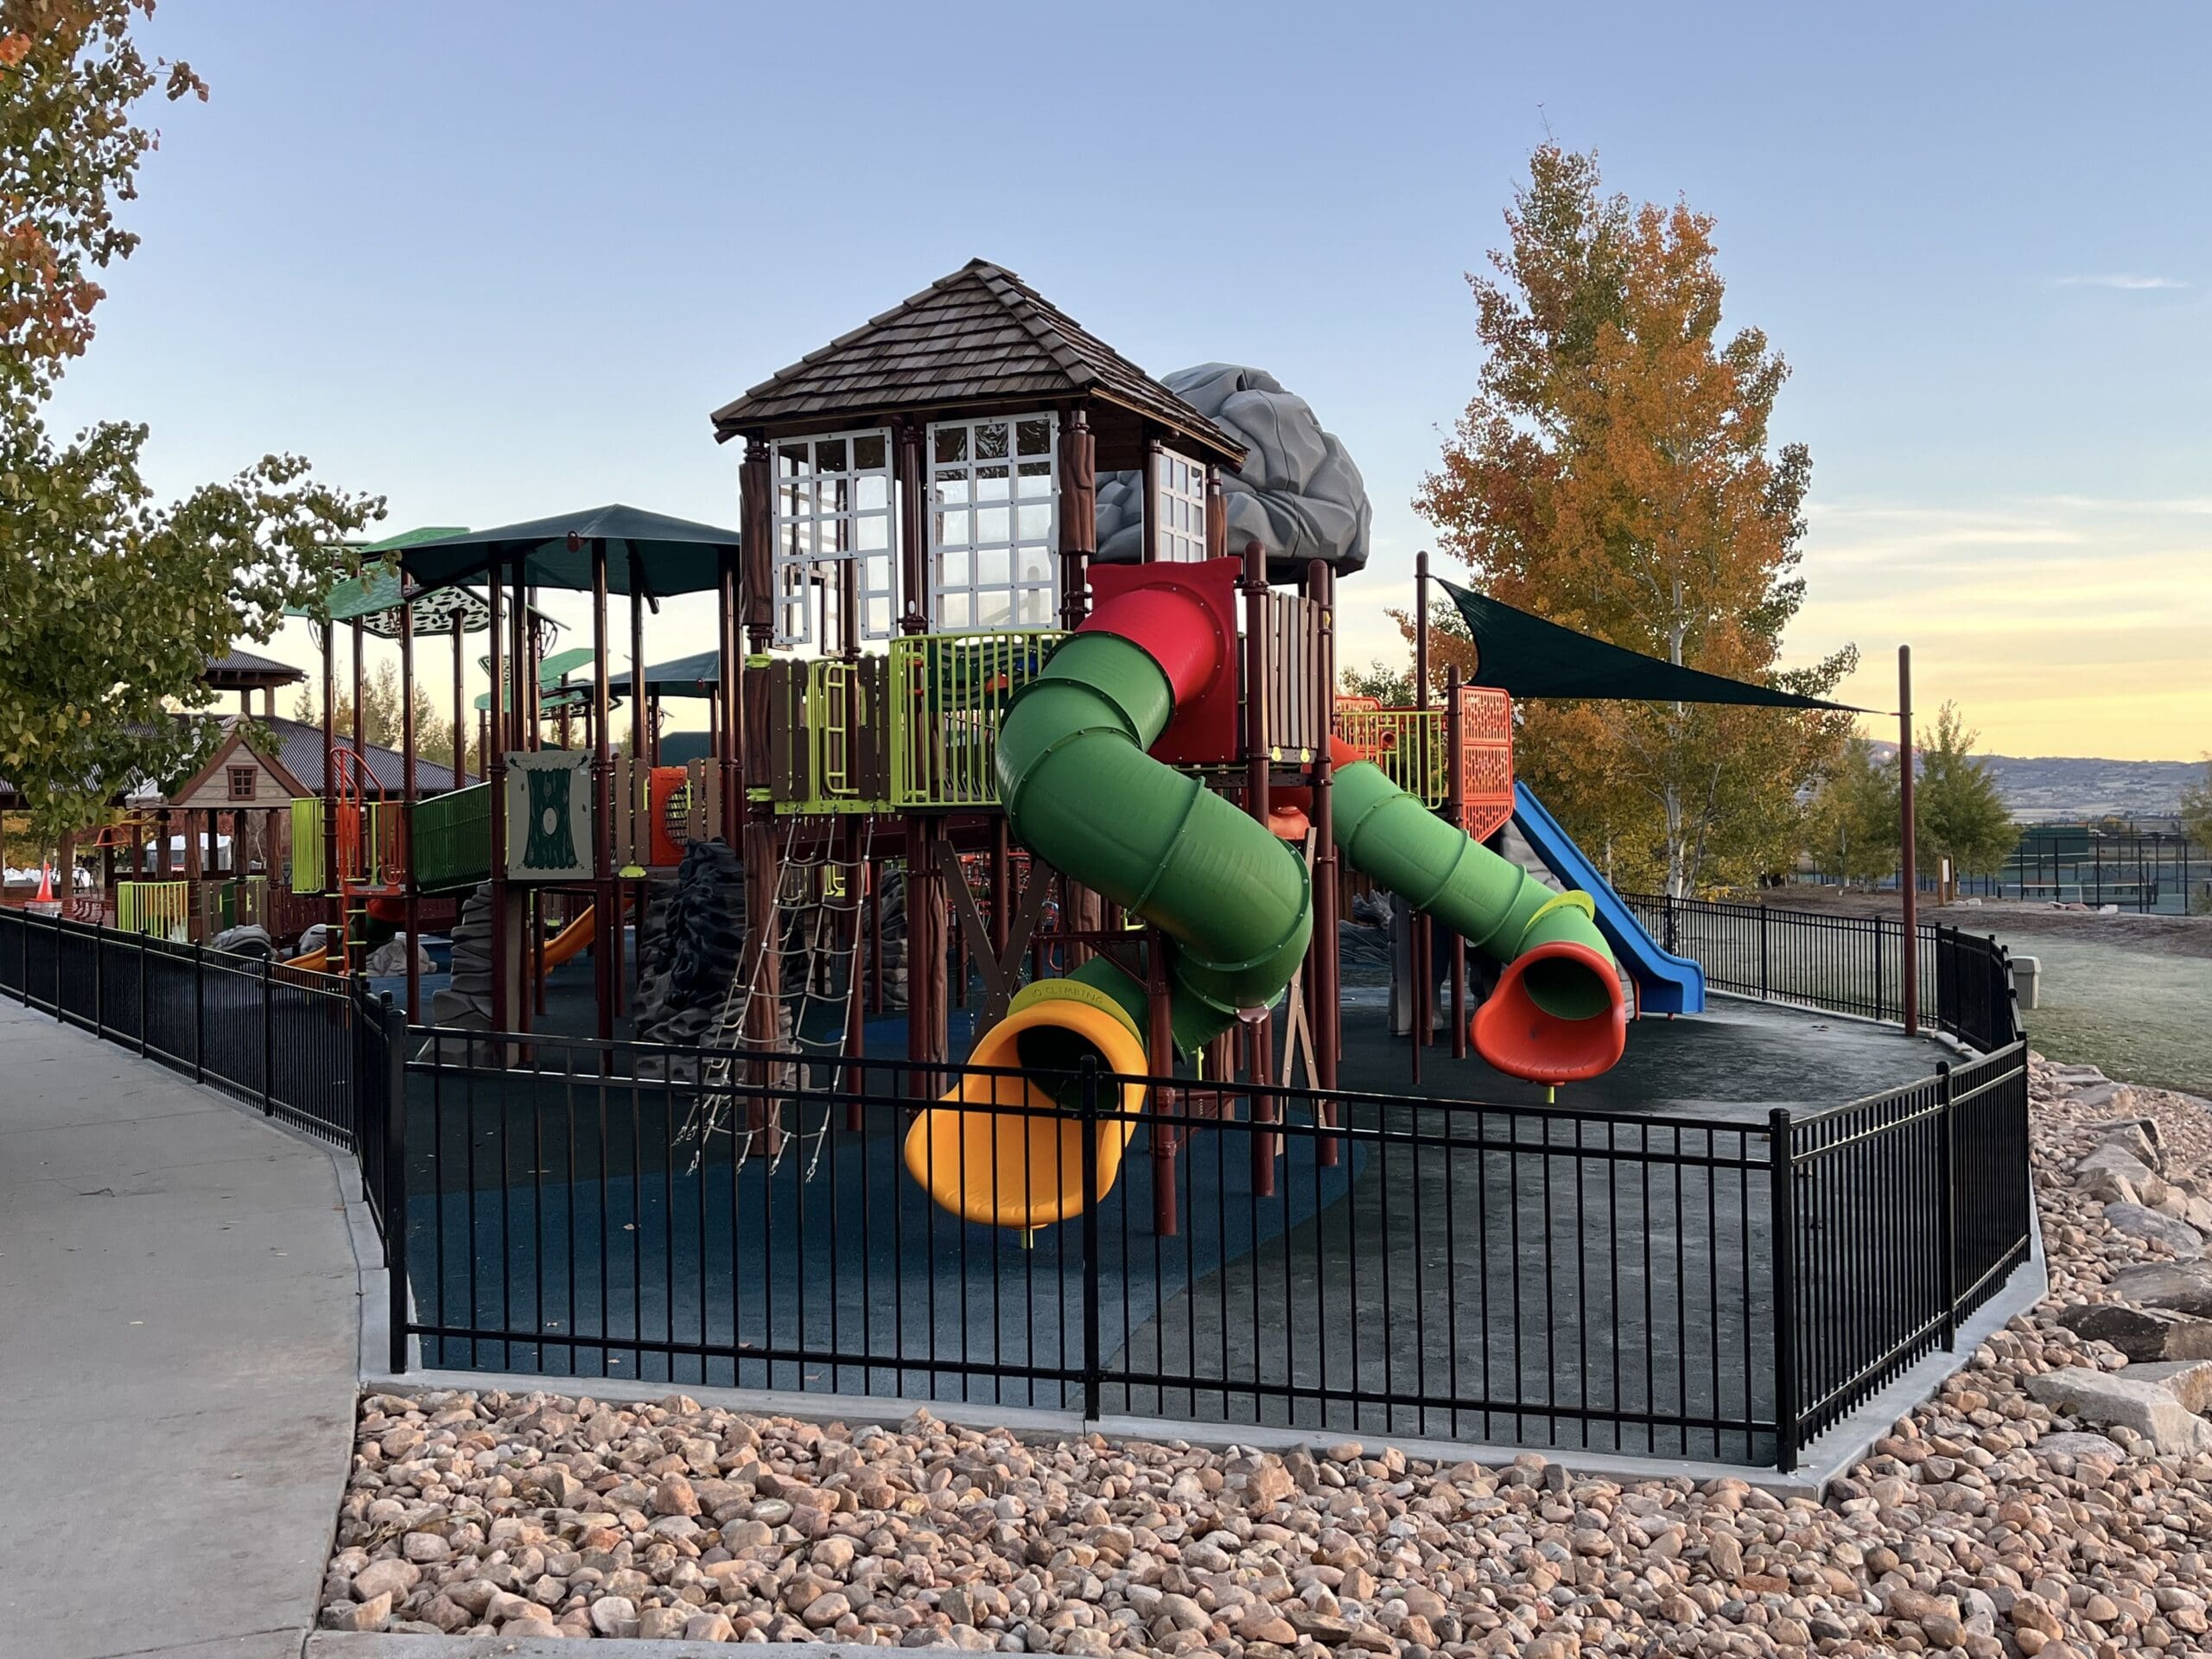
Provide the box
[1416,145,1853,895]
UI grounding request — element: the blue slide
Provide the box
[1509,782,1707,1015]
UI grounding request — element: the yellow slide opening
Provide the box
[902,981,1152,1230]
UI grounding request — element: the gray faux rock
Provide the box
[2057,1300,2212,1360]
[2024,1368,2212,1456]
[2105,1201,2205,1258]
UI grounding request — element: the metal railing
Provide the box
[0,906,396,1155]
[1624,893,2022,1052]
[888,631,1063,809]
[1772,1040,2031,1463]
[3,906,2032,1474]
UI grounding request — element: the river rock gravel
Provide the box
[327,1055,2212,1655]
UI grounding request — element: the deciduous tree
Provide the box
[0,1,379,846]
[1416,145,1853,894]
[295,662,454,769]
[1803,736,1899,887]
[1915,702,2015,879]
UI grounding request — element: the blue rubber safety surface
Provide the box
[404,1065,1366,1408]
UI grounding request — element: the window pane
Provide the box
[976,422,1009,461]
[1016,503,1051,541]
[1018,461,1052,496]
[856,474,888,511]
[942,592,972,628]
[1018,548,1054,583]
[977,549,1010,588]
[817,437,847,472]
[977,506,1011,544]
[854,433,887,470]
[1017,417,1052,456]
[934,426,967,464]
[857,515,888,550]
[976,465,1010,501]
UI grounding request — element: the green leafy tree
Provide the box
[1338,660,1415,707]
[0,1,381,848]
[2182,759,2212,851]
[1415,144,1854,895]
[1803,736,1900,887]
[1914,703,2015,879]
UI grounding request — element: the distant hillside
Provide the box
[1867,744,2205,824]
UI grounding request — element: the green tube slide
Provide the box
[995,629,1313,1059]
[1332,757,1615,1019]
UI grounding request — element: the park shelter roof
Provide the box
[396,505,741,599]
[709,259,1247,470]
[608,648,721,699]
[202,648,303,690]
[1442,579,1862,712]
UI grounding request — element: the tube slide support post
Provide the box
[1146,926,1179,1238]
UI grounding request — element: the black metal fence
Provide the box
[0,905,395,1154]
[3,905,2032,1473]
[1626,893,2022,1052]
[1772,1039,2031,1465]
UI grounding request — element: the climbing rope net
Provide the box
[687,815,874,1179]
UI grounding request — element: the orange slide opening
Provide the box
[1471,938,1629,1085]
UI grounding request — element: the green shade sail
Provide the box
[607,648,722,699]
[395,504,740,598]
[474,646,598,711]
[1440,578,1863,712]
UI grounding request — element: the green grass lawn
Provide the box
[1985,926,2212,1096]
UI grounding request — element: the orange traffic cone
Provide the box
[33,862,54,903]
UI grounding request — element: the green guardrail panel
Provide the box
[889,630,1063,809]
[410,782,493,892]
[289,798,324,894]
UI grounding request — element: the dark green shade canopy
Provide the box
[396,505,741,598]
[608,648,722,699]
[1442,579,1862,712]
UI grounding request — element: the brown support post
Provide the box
[486,569,509,1033]
[843,815,867,1129]
[741,438,774,653]
[513,559,537,1034]
[1411,550,1432,1081]
[906,817,946,1099]
[1311,561,1341,1159]
[401,582,421,1021]
[717,545,742,849]
[1205,469,1229,562]
[625,554,648,1012]
[350,615,365,771]
[1241,537,1276,1194]
[1146,927,1178,1236]
[590,538,614,1045]
[1446,666,1468,1060]
[1057,406,1096,631]
[1899,644,1919,1035]
[156,809,171,878]
[452,613,467,785]
[320,622,341,945]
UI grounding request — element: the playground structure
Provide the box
[218,259,1740,1236]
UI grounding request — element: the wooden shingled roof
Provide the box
[710,259,1246,469]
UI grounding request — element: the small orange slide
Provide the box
[539,906,594,968]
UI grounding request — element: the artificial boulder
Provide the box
[1092,364,1370,582]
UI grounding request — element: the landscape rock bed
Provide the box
[330,1058,2212,1656]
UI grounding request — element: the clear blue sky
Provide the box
[51,1,2212,758]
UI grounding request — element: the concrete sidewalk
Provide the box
[0,1001,361,1659]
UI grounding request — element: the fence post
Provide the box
[1936,1062,1957,1350]
[192,938,206,1084]
[383,994,410,1375]
[92,912,105,1038]
[1078,1057,1102,1423]
[1759,903,1770,998]
[137,929,149,1058]
[1769,1107,1798,1474]
[261,952,276,1116]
